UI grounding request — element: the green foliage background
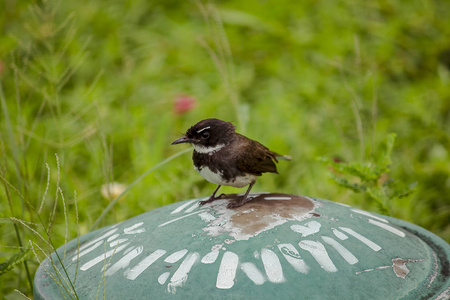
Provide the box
[1,0,449,297]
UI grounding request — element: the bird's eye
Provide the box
[201,131,210,139]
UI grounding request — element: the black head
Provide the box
[171,118,236,148]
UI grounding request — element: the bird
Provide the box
[171,118,290,208]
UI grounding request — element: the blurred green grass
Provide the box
[1,0,449,297]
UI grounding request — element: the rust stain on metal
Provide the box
[356,257,425,278]
[202,193,318,241]
[392,257,424,279]
[230,194,315,236]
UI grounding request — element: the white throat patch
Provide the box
[193,143,225,154]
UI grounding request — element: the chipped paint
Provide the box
[164,249,188,263]
[124,222,145,234]
[123,247,135,256]
[351,209,388,223]
[368,219,405,237]
[435,287,450,300]
[332,228,348,240]
[158,272,170,285]
[356,265,390,275]
[104,246,143,276]
[224,238,235,245]
[109,239,128,247]
[216,251,239,289]
[277,243,309,274]
[321,236,358,265]
[290,220,321,237]
[211,243,224,251]
[168,252,199,293]
[184,201,200,213]
[170,199,198,214]
[355,257,424,279]
[240,262,266,285]
[201,250,220,264]
[264,196,291,201]
[261,248,285,283]
[80,242,130,271]
[124,249,166,280]
[76,228,118,255]
[392,258,424,279]
[427,251,439,288]
[298,240,338,272]
[72,241,103,261]
[56,193,448,297]
[107,233,120,242]
[339,227,381,251]
[158,210,206,227]
[198,211,216,222]
[203,194,317,241]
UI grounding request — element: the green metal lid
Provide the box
[34,193,450,299]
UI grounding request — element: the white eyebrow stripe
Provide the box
[196,126,210,133]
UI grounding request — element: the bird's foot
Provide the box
[227,196,254,209]
[199,198,213,206]
[199,193,227,206]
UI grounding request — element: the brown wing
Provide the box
[232,135,279,176]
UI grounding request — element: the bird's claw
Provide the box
[227,196,253,209]
[226,202,242,209]
[199,193,228,206]
[199,198,213,206]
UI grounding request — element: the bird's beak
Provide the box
[171,135,193,145]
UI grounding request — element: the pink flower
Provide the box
[174,95,196,115]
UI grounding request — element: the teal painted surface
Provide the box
[34,193,450,299]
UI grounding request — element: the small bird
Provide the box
[171,118,290,208]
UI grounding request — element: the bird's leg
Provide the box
[227,181,255,209]
[199,185,222,206]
